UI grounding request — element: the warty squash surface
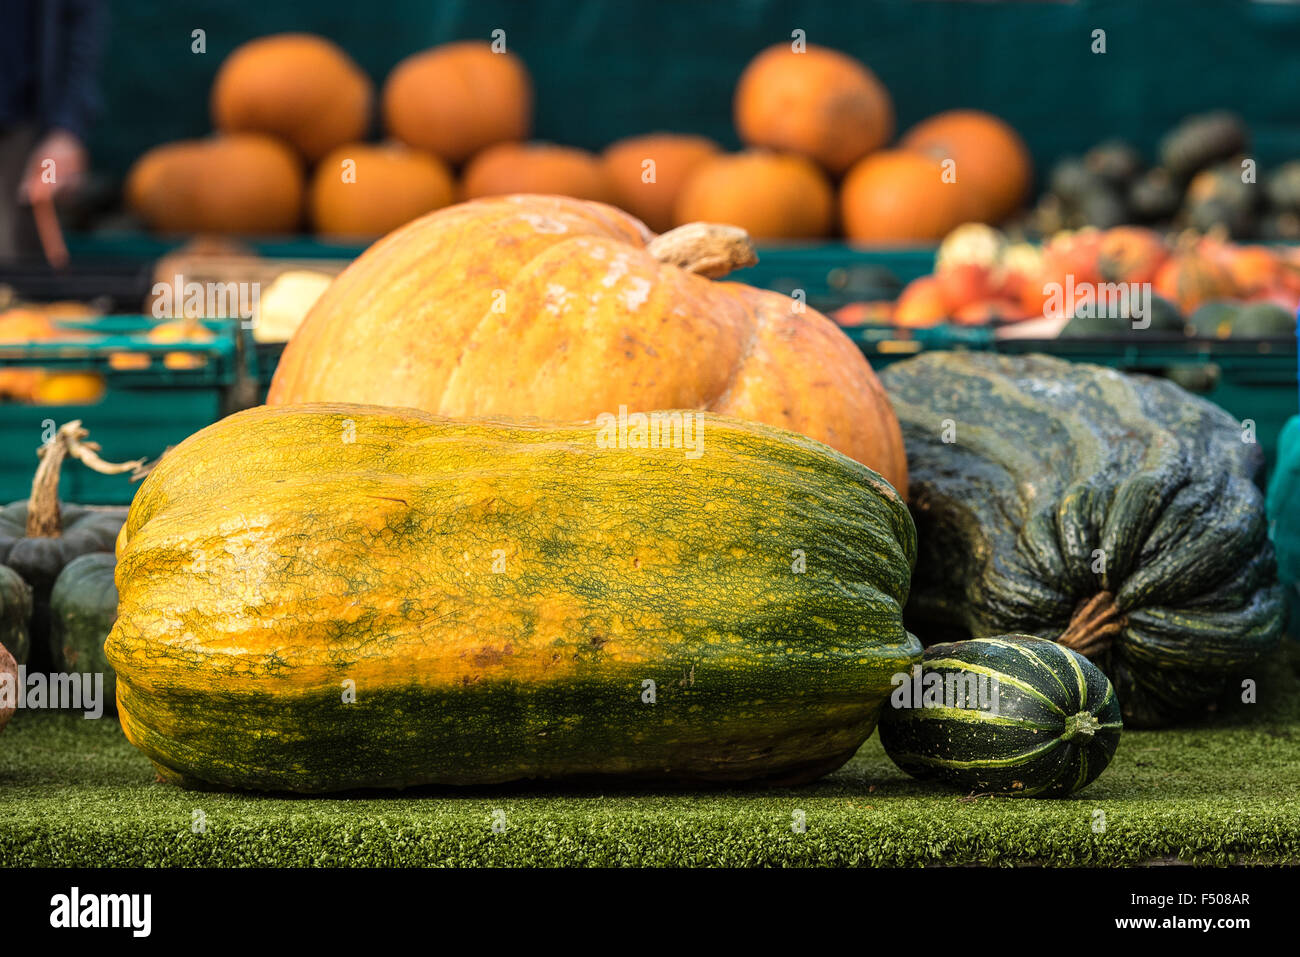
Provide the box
[880,352,1284,728]
[106,403,920,793]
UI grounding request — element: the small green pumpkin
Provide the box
[1059,291,1182,338]
[0,564,32,665]
[880,635,1122,797]
[1228,302,1295,339]
[1159,111,1248,181]
[1186,300,1239,339]
[0,422,136,668]
[881,352,1285,728]
[49,553,118,707]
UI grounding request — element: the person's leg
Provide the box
[0,124,40,262]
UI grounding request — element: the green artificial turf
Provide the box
[2,641,1298,867]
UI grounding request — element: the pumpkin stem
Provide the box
[1056,591,1124,659]
[26,420,146,538]
[646,223,758,279]
[1062,711,1101,743]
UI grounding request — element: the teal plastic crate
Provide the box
[0,316,257,505]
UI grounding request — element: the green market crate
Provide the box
[0,316,258,505]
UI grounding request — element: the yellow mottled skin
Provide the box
[108,403,918,791]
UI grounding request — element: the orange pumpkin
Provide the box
[0,308,60,342]
[28,373,106,405]
[935,263,997,313]
[0,305,100,403]
[734,44,894,175]
[0,309,56,400]
[147,319,218,370]
[310,143,456,238]
[126,134,304,235]
[951,298,1029,326]
[840,150,967,244]
[674,151,833,240]
[383,41,532,166]
[996,242,1044,306]
[901,110,1032,225]
[1223,245,1283,296]
[461,143,614,204]
[892,277,949,328]
[1097,226,1169,284]
[1024,228,1105,317]
[832,301,894,326]
[211,34,372,162]
[601,134,721,233]
[267,195,908,493]
[1153,252,1237,313]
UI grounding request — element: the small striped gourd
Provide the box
[880,635,1123,797]
[105,403,920,793]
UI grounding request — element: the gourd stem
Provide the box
[26,420,145,538]
[1056,591,1124,659]
[646,222,759,279]
[1062,711,1101,743]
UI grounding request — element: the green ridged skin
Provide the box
[106,403,920,793]
[49,553,119,708]
[880,635,1123,797]
[0,564,32,665]
[880,352,1285,728]
[0,502,127,672]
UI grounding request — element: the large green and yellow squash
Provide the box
[880,635,1123,797]
[106,403,919,792]
[880,352,1284,728]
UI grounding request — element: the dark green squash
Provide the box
[0,422,136,669]
[1059,291,1182,338]
[49,553,118,707]
[1127,168,1181,223]
[880,635,1122,797]
[1186,300,1239,339]
[1186,301,1295,340]
[1159,111,1248,181]
[880,352,1285,728]
[1228,302,1295,339]
[1083,141,1143,188]
[1265,161,1300,213]
[0,564,32,665]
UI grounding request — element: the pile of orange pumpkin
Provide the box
[0,298,225,404]
[834,222,1300,329]
[124,35,1032,243]
[0,303,107,405]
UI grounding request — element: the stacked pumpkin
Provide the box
[125,35,1033,243]
[0,302,106,405]
[835,221,1300,333]
[666,43,1032,243]
[126,35,530,239]
[1037,111,1300,240]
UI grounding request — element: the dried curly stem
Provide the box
[646,222,758,279]
[1056,591,1125,659]
[26,420,145,538]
